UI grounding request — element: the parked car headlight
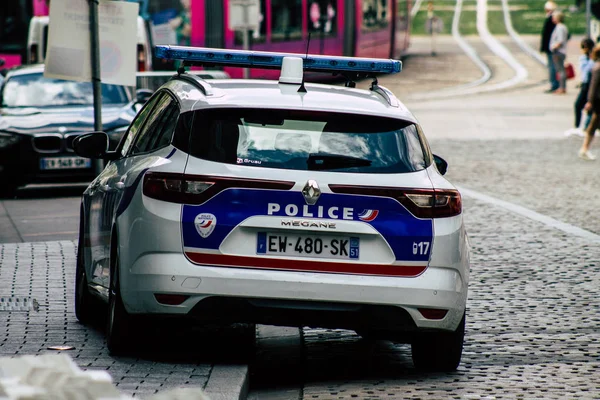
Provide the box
[0,131,19,149]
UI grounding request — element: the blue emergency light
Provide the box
[154,45,402,74]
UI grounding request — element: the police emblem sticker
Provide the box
[194,213,217,238]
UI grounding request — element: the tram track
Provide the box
[411,0,426,19]
[409,0,491,100]
[501,0,546,67]
[474,0,528,90]
[407,0,547,100]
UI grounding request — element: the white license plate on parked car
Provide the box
[257,232,359,260]
[39,157,92,170]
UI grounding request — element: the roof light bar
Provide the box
[155,45,402,74]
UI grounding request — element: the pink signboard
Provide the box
[33,0,49,16]
[0,55,23,69]
[190,0,205,47]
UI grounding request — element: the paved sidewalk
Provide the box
[0,241,248,399]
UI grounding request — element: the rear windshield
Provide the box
[188,108,428,174]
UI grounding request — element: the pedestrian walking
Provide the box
[579,44,600,160]
[541,1,558,93]
[565,38,595,137]
[550,11,569,94]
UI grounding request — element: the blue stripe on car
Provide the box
[182,189,433,262]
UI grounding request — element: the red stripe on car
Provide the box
[185,252,426,277]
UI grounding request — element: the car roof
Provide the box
[4,64,45,78]
[162,76,417,123]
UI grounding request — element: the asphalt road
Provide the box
[0,186,83,243]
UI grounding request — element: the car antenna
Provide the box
[177,61,187,76]
[297,33,311,93]
[369,74,379,91]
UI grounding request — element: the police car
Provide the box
[73,46,470,371]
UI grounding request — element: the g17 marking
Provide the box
[413,241,430,255]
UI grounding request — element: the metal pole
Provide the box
[431,20,437,56]
[587,0,592,38]
[89,0,104,175]
[242,29,249,78]
[320,14,326,54]
[242,3,249,78]
[427,2,435,56]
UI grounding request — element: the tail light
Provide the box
[143,172,294,205]
[137,44,146,72]
[329,185,462,219]
[418,308,448,320]
[154,294,189,305]
[29,44,38,64]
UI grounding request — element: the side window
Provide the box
[120,94,161,157]
[130,94,178,155]
[307,1,337,36]
[361,0,390,32]
[416,124,433,167]
[235,0,266,45]
[148,101,179,151]
[272,0,302,42]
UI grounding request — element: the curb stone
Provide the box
[0,354,212,400]
[203,365,249,400]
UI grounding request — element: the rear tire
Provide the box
[75,214,102,325]
[356,329,382,341]
[0,181,17,199]
[106,246,135,355]
[411,314,465,372]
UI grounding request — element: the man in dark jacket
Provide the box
[541,1,558,92]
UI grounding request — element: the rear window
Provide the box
[188,108,428,174]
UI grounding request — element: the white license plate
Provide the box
[39,157,92,170]
[257,232,359,260]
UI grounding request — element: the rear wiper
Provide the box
[307,153,372,170]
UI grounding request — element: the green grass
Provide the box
[489,11,509,35]
[459,11,477,35]
[412,9,455,35]
[508,0,587,35]
[411,0,588,36]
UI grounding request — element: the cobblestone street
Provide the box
[0,241,212,398]
[296,196,600,399]
[4,192,599,398]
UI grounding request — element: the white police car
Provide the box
[73,46,470,371]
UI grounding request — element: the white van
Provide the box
[27,15,153,72]
[26,16,48,65]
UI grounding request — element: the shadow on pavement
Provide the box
[251,329,431,389]
[84,314,256,364]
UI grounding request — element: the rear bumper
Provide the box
[120,252,468,332]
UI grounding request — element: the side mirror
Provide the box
[73,132,110,159]
[433,154,448,175]
[136,88,153,104]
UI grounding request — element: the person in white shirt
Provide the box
[565,37,595,137]
[540,1,558,92]
[549,11,569,94]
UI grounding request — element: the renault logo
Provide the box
[302,180,321,205]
